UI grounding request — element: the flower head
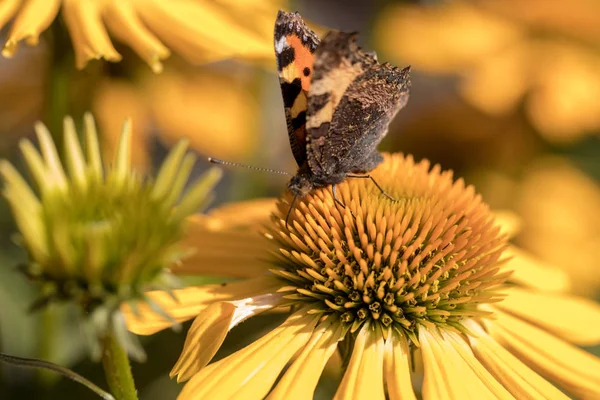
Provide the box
[1,113,221,359]
[270,155,508,342]
[0,0,279,72]
[125,153,600,398]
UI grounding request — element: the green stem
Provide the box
[101,331,138,400]
[46,20,102,158]
[38,304,57,385]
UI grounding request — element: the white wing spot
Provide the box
[275,36,288,54]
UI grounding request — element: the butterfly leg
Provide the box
[346,174,398,202]
[331,184,346,209]
[332,184,356,221]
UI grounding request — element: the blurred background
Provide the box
[0,0,598,398]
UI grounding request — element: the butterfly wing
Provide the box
[274,11,320,167]
[305,31,411,177]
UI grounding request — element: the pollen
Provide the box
[268,154,509,340]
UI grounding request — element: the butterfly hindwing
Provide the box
[274,11,320,167]
[306,32,411,177]
[304,31,374,175]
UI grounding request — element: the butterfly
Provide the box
[274,10,411,205]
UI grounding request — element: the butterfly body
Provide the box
[274,11,411,198]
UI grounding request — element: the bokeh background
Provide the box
[0,0,599,398]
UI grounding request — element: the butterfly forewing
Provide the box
[274,11,320,167]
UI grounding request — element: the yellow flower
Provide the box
[124,154,600,398]
[145,70,259,161]
[92,79,151,171]
[375,1,600,143]
[91,69,260,173]
[479,156,600,297]
[0,0,282,72]
[0,113,221,359]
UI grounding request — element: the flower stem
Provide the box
[38,305,58,385]
[101,332,138,400]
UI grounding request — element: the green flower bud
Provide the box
[1,113,221,360]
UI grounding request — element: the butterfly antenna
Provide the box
[208,158,292,176]
[285,195,298,230]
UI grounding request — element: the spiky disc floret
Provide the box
[0,113,220,358]
[268,154,509,341]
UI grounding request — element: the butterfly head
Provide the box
[287,173,314,197]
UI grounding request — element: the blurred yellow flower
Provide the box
[0,0,283,72]
[376,1,600,144]
[146,70,258,160]
[481,0,600,45]
[92,68,260,171]
[92,79,151,171]
[0,40,46,150]
[124,154,600,399]
[481,157,600,297]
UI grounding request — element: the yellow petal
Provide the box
[205,198,276,229]
[0,0,20,30]
[442,329,514,399]
[3,0,60,57]
[268,318,344,400]
[419,326,458,400]
[137,0,272,65]
[464,319,568,399]
[494,286,600,345]
[175,213,274,277]
[334,324,385,400]
[492,210,521,239]
[503,246,570,292]
[123,276,282,335]
[210,0,281,41]
[170,302,236,382]
[103,1,170,73]
[486,308,600,398]
[420,325,506,400]
[178,310,320,400]
[383,331,417,400]
[62,0,122,69]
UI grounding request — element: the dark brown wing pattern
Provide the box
[274,11,320,167]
